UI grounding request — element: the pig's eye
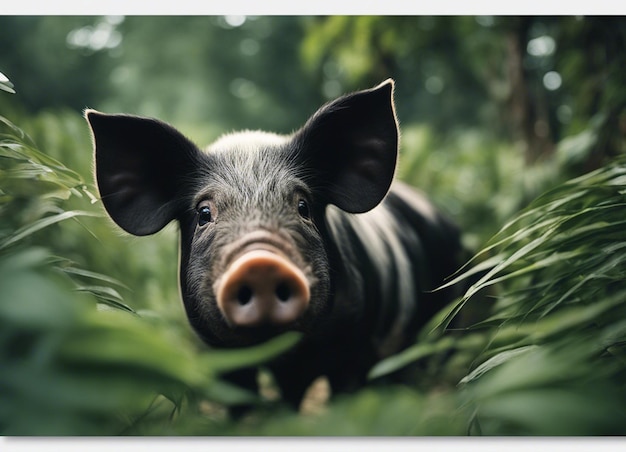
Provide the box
[197,205,213,226]
[297,199,310,220]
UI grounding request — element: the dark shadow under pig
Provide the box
[86,79,465,411]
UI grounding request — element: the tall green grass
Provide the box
[370,157,626,435]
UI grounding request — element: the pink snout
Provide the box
[216,250,310,327]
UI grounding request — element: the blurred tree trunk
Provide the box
[504,17,555,165]
[573,17,626,173]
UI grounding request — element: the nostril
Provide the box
[237,285,253,305]
[275,282,291,302]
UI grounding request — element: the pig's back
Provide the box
[324,181,464,359]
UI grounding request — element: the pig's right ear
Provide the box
[85,110,201,236]
[294,79,398,214]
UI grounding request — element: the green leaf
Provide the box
[458,345,538,386]
[0,71,15,94]
[368,337,456,380]
[203,332,303,375]
[75,285,135,313]
[0,210,99,250]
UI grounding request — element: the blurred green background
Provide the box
[1,16,625,435]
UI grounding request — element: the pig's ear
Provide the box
[85,110,201,236]
[296,79,398,213]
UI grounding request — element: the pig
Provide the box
[85,79,464,410]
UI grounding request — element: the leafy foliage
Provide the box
[370,157,626,435]
[454,162,626,435]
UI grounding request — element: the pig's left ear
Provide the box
[85,110,202,236]
[295,79,398,213]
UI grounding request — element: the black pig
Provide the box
[86,79,464,409]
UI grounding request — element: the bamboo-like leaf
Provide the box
[75,285,134,313]
[202,332,302,374]
[0,72,15,94]
[61,265,130,290]
[458,345,538,386]
[368,337,456,380]
[0,210,99,250]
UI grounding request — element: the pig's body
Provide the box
[86,79,464,409]
[324,181,461,360]
[263,182,463,404]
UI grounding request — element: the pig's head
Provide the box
[86,79,398,347]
